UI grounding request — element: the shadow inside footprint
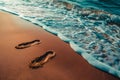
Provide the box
[29,51,56,69]
[15,39,40,49]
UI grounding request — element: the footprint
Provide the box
[29,51,56,69]
[15,40,40,49]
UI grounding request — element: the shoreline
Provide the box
[0,11,119,80]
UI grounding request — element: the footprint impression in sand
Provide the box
[15,39,40,49]
[29,51,56,69]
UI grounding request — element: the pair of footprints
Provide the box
[15,40,56,69]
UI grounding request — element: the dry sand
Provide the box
[0,11,119,80]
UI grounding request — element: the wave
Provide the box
[59,0,120,15]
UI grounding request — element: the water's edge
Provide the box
[0,9,120,78]
[0,0,120,78]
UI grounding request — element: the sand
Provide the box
[0,11,119,80]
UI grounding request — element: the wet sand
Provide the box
[0,11,119,80]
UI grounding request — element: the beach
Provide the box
[0,11,119,80]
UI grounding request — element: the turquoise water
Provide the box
[0,0,120,78]
[61,0,120,16]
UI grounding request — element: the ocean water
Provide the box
[0,0,120,78]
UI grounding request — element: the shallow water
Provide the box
[62,0,120,15]
[0,0,120,78]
